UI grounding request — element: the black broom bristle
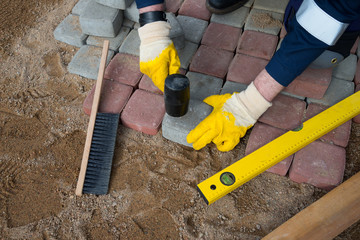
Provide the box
[83,112,120,195]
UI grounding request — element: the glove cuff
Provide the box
[138,21,171,44]
[139,11,167,27]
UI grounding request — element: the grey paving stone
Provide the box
[220,81,247,94]
[332,54,357,81]
[281,91,306,100]
[177,15,208,44]
[80,1,123,37]
[244,8,284,36]
[118,29,140,56]
[210,7,249,28]
[68,45,115,80]
[244,0,255,7]
[253,0,290,14]
[96,0,134,9]
[122,18,135,28]
[54,14,88,47]
[167,12,185,50]
[134,22,140,29]
[72,0,94,16]
[177,41,198,69]
[306,77,355,107]
[124,1,139,23]
[86,27,130,51]
[162,99,212,147]
[186,72,223,101]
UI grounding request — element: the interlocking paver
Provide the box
[121,89,165,135]
[332,54,357,81]
[259,94,306,131]
[72,0,93,16]
[220,81,247,94]
[177,15,208,44]
[122,18,135,28]
[305,103,352,148]
[307,77,355,107]
[165,0,184,13]
[284,67,332,99]
[179,0,211,21]
[210,7,249,28]
[54,14,88,47]
[96,0,134,9]
[83,79,133,115]
[246,123,293,176]
[237,30,278,60]
[253,0,290,14]
[86,26,130,51]
[167,12,185,50]
[186,72,223,101]
[190,45,234,79]
[244,8,283,36]
[124,1,139,23]
[353,84,360,123]
[177,41,198,69]
[104,53,143,87]
[68,45,115,80]
[118,29,140,56]
[279,25,287,38]
[289,141,346,190]
[227,53,268,84]
[201,23,241,52]
[355,58,360,86]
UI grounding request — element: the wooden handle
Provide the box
[75,40,110,196]
[263,171,360,240]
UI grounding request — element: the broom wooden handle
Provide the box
[75,40,110,196]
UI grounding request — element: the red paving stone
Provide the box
[201,22,242,52]
[104,53,143,87]
[284,67,332,99]
[259,94,306,131]
[190,45,234,79]
[279,25,287,39]
[178,0,211,21]
[237,30,278,60]
[350,36,359,54]
[305,103,352,147]
[355,58,360,86]
[289,141,346,191]
[121,89,165,135]
[354,84,360,123]
[246,123,293,176]
[165,0,184,13]
[83,79,133,115]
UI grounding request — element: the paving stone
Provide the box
[122,18,135,28]
[104,53,143,87]
[80,1,123,37]
[350,36,359,54]
[354,58,360,86]
[165,0,184,13]
[353,84,360,123]
[190,45,234,79]
[186,72,223,101]
[68,45,115,80]
[134,22,141,30]
[118,29,140,56]
[279,24,287,38]
[220,81,247,94]
[210,7,249,28]
[253,0,289,14]
[201,23,241,52]
[245,123,293,176]
[166,12,185,50]
[177,41,198,69]
[54,14,88,47]
[283,67,333,99]
[280,91,305,101]
[307,77,355,107]
[244,0,255,7]
[179,0,211,21]
[83,79,133,115]
[72,0,94,16]
[121,89,165,135]
[177,15,208,44]
[332,54,357,81]
[86,26,130,51]
[244,8,283,36]
[289,141,346,191]
[227,53,268,84]
[304,103,352,148]
[162,99,212,147]
[124,1,139,23]
[237,30,278,60]
[96,0,134,9]
[259,94,306,131]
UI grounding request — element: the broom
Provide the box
[75,40,119,196]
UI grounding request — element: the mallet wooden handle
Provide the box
[75,40,110,196]
[263,171,360,240]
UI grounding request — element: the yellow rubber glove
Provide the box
[138,21,181,92]
[187,82,272,152]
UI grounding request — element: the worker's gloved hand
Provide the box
[187,82,272,152]
[138,21,181,92]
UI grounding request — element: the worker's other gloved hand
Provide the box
[138,21,181,92]
[187,82,272,152]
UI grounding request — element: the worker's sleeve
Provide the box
[135,0,164,9]
[266,0,360,87]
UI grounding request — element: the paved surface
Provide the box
[55,0,360,190]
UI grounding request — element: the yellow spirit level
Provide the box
[197,91,360,205]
